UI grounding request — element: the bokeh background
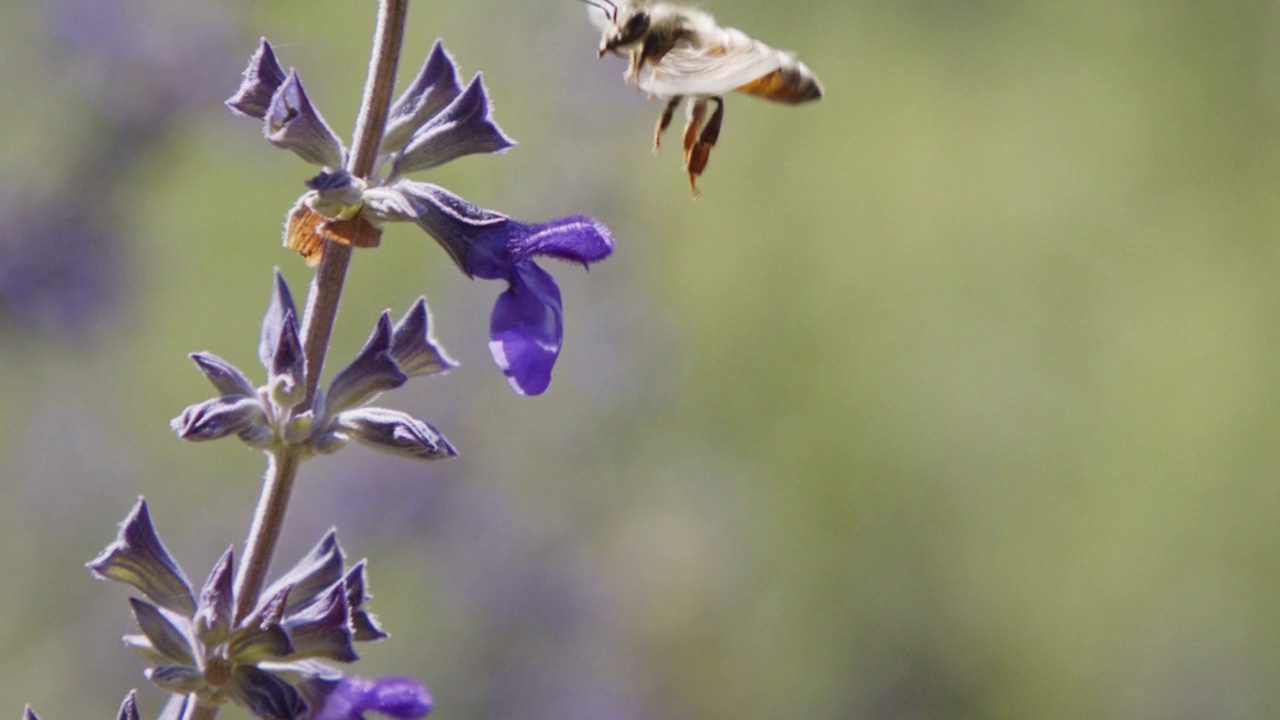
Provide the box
[4,0,1280,717]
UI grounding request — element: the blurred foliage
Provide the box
[3,0,1280,718]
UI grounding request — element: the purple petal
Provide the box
[390,299,457,378]
[226,38,287,119]
[265,70,346,167]
[506,215,615,267]
[489,262,563,396]
[384,41,463,151]
[327,313,408,412]
[389,74,515,177]
[86,499,196,615]
[313,676,433,720]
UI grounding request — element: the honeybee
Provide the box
[583,0,823,197]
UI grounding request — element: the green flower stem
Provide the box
[233,448,301,623]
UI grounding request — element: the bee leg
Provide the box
[654,96,682,153]
[625,49,644,88]
[685,97,723,198]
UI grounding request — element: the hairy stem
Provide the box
[231,0,411,630]
[233,448,300,623]
[300,0,411,403]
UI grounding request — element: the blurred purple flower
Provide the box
[311,676,432,720]
[2,0,238,337]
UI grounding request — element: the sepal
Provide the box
[336,407,456,461]
[268,309,306,411]
[262,531,345,615]
[226,38,287,119]
[195,547,235,648]
[384,41,463,152]
[87,499,196,615]
[326,313,407,412]
[343,562,388,642]
[265,70,346,168]
[129,598,197,666]
[282,583,358,663]
[389,75,514,177]
[260,270,299,371]
[171,396,268,442]
[190,352,257,398]
[391,299,456,378]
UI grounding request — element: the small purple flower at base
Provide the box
[312,676,432,720]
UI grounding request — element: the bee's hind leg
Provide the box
[684,97,723,199]
[654,95,682,153]
[625,49,644,87]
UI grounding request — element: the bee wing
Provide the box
[640,26,784,97]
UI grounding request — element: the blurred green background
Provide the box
[4,0,1280,718]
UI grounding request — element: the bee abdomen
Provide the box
[735,57,823,104]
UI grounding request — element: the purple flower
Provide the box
[365,184,614,395]
[311,676,432,720]
[228,39,615,395]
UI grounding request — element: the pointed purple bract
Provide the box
[390,74,514,177]
[384,40,463,152]
[337,407,457,461]
[327,313,408,412]
[171,396,268,442]
[390,299,456,378]
[195,547,235,647]
[226,38,287,119]
[260,270,299,370]
[87,499,196,616]
[265,70,346,168]
[190,352,257,397]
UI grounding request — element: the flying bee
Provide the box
[583,0,823,197]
